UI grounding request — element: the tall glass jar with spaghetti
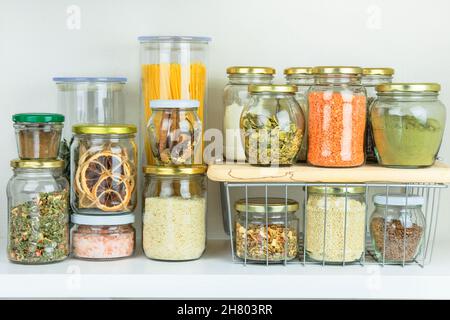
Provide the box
[71,124,137,214]
[307,66,367,167]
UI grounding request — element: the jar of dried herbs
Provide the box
[241,85,305,166]
[234,198,299,263]
[7,159,69,264]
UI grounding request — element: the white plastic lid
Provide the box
[150,99,199,109]
[373,194,424,207]
[71,214,135,226]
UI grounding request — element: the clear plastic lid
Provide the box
[52,77,127,83]
[138,35,212,43]
[150,99,200,109]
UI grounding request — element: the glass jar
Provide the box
[224,66,275,162]
[71,214,135,260]
[138,36,211,165]
[241,85,305,166]
[7,159,69,264]
[284,67,314,162]
[234,198,299,262]
[147,99,202,165]
[13,113,64,160]
[71,124,137,214]
[362,68,394,162]
[371,83,446,167]
[143,165,207,261]
[370,194,425,263]
[305,186,366,263]
[308,66,367,167]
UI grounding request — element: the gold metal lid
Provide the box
[284,67,313,75]
[376,83,441,93]
[362,67,395,76]
[307,186,366,195]
[11,159,64,169]
[312,66,362,75]
[143,165,207,175]
[226,66,275,75]
[235,198,299,213]
[248,84,297,93]
[72,124,137,135]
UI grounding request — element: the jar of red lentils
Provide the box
[307,66,367,167]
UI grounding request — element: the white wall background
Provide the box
[0,0,449,240]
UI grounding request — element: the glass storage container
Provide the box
[240,85,305,166]
[7,159,69,264]
[138,36,211,165]
[370,194,425,263]
[224,66,275,162]
[371,83,446,167]
[143,165,207,261]
[305,186,366,263]
[147,99,202,165]
[71,124,137,214]
[234,198,299,262]
[308,66,367,167]
[284,67,314,162]
[13,113,64,160]
[71,214,135,260]
[362,68,394,162]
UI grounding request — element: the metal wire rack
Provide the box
[224,182,446,267]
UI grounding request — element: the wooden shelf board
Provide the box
[207,161,450,184]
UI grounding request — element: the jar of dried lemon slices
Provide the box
[71,124,137,214]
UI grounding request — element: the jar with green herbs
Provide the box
[234,198,299,263]
[371,83,446,167]
[7,159,69,264]
[240,85,305,166]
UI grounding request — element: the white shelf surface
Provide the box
[2,238,450,299]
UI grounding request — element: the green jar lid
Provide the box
[12,113,65,123]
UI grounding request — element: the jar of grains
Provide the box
[308,66,367,167]
[371,83,446,167]
[370,194,425,263]
[223,66,275,162]
[240,85,305,166]
[7,159,69,264]
[305,186,366,263]
[234,198,299,263]
[143,165,207,261]
[71,124,137,214]
[284,67,314,162]
[361,68,394,162]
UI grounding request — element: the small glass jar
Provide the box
[71,124,137,214]
[370,194,425,263]
[371,83,446,167]
[71,214,135,260]
[362,68,394,162]
[224,66,275,162]
[240,85,305,166]
[7,159,69,264]
[13,113,64,160]
[143,165,207,261]
[285,67,314,162]
[305,186,366,263]
[308,66,367,167]
[234,198,299,262]
[147,99,202,165]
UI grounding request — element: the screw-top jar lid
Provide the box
[362,68,395,76]
[71,213,135,226]
[248,84,297,93]
[376,83,441,93]
[235,198,299,213]
[143,165,207,175]
[72,124,137,135]
[284,67,313,75]
[373,194,424,206]
[10,159,64,169]
[227,66,276,75]
[12,113,65,123]
[312,66,363,75]
[307,186,366,195]
[150,99,199,109]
